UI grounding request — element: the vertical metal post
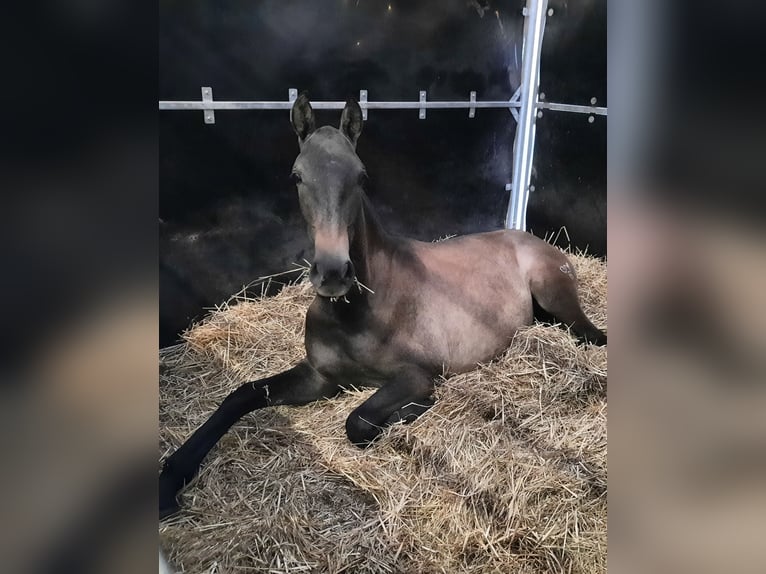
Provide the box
[506,0,548,230]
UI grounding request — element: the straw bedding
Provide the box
[159,253,607,574]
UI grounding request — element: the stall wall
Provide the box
[159,0,606,346]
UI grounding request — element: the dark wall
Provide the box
[530,0,607,254]
[159,0,606,346]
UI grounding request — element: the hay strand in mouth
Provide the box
[160,252,607,574]
[354,277,376,295]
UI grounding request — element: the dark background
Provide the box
[159,0,606,347]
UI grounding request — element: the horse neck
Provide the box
[349,192,392,293]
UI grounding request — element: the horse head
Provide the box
[290,93,366,298]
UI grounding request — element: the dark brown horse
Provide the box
[159,95,606,518]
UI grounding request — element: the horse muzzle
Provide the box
[309,257,355,297]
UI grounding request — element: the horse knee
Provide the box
[345,412,381,448]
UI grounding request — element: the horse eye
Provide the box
[357,173,368,188]
[291,172,302,185]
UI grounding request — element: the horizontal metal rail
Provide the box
[158,99,606,114]
[159,100,520,110]
[159,87,606,126]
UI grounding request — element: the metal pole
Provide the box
[158,99,524,111]
[506,0,548,230]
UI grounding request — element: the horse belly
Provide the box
[403,286,533,374]
[403,238,536,373]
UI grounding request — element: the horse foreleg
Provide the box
[345,366,435,448]
[159,360,338,518]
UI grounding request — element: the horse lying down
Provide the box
[159,94,606,518]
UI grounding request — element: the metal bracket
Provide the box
[419,91,426,119]
[469,91,476,118]
[201,87,215,124]
[288,88,298,119]
[509,87,521,122]
[359,89,368,120]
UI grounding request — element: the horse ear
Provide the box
[291,92,316,144]
[339,98,363,147]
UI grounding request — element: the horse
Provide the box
[159,94,606,518]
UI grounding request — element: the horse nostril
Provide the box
[309,258,352,291]
[309,263,321,283]
[343,260,354,280]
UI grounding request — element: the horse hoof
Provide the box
[159,469,183,520]
[592,332,607,346]
[579,329,607,346]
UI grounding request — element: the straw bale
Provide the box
[160,252,607,574]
